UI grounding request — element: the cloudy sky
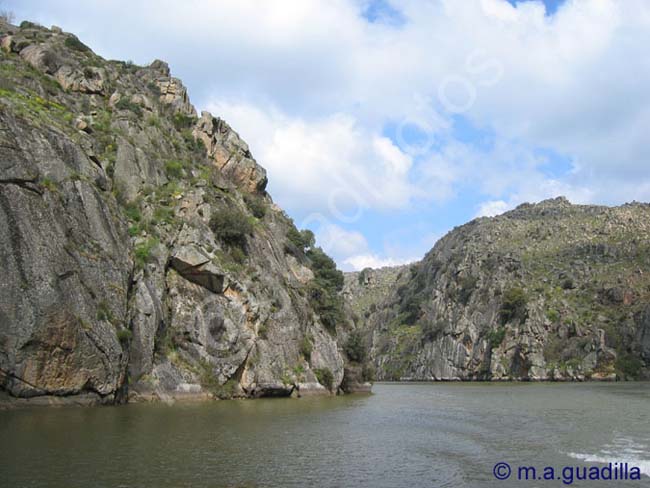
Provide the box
[6,0,650,270]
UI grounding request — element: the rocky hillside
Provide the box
[346,197,650,381]
[0,19,368,406]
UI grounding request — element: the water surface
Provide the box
[1,382,649,487]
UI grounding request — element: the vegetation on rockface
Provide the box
[63,35,90,53]
[134,238,159,269]
[306,247,346,333]
[286,226,315,253]
[164,160,185,179]
[209,207,254,248]
[198,360,238,399]
[300,335,313,361]
[243,194,267,219]
[396,266,427,325]
[344,330,367,363]
[500,287,528,325]
[314,367,334,391]
[487,328,507,349]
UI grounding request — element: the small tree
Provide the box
[344,330,367,363]
[287,226,315,251]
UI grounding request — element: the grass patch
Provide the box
[134,237,159,268]
[164,160,185,179]
[116,329,133,344]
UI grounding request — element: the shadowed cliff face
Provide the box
[0,20,357,405]
[345,197,650,382]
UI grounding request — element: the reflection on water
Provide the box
[0,382,649,487]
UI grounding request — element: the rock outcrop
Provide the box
[346,198,650,382]
[0,21,359,406]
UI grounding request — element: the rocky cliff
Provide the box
[346,198,650,382]
[0,20,363,406]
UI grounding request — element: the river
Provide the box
[1,382,649,487]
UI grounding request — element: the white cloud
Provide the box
[9,0,650,266]
[13,0,650,207]
[315,224,369,261]
[205,100,416,215]
[476,200,510,218]
[343,254,416,271]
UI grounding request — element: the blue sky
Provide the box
[5,0,650,270]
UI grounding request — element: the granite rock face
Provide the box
[0,21,354,405]
[346,198,650,381]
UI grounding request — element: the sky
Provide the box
[5,0,650,270]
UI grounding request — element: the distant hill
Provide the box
[345,197,650,381]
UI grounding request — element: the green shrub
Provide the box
[561,278,575,290]
[616,354,643,379]
[307,247,344,291]
[362,363,376,382]
[172,113,196,131]
[134,238,158,268]
[546,309,560,323]
[229,246,246,264]
[258,324,268,339]
[209,207,254,247]
[500,287,528,324]
[153,206,175,225]
[487,327,507,349]
[115,97,142,116]
[344,330,367,363]
[146,115,162,128]
[244,194,267,219]
[308,283,344,333]
[314,367,334,391]
[124,201,142,222]
[116,329,132,343]
[20,21,39,29]
[96,300,113,322]
[287,226,315,251]
[64,35,90,52]
[357,267,372,285]
[165,160,185,179]
[398,293,422,326]
[300,335,313,360]
[213,380,238,399]
[39,176,57,192]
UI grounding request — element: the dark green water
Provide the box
[1,383,649,487]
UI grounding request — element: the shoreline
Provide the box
[4,377,647,410]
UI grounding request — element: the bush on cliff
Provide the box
[314,367,334,391]
[344,330,367,363]
[500,287,528,324]
[210,207,253,248]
